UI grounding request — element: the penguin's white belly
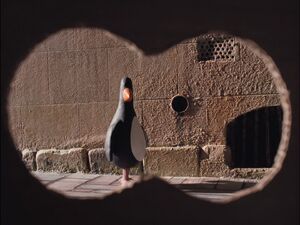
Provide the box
[130,117,146,161]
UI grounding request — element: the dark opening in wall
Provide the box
[171,95,189,113]
[226,106,283,168]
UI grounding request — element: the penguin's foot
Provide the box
[121,168,132,187]
[120,177,135,188]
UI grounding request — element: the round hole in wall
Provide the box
[170,95,189,113]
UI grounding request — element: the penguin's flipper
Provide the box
[105,121,123,162]
[130,117,147,161]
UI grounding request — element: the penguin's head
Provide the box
[120,77,133,103]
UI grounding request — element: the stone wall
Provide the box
[7,28,280,177]
[22,147,267,179]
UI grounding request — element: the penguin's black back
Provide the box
[110,120,139,168]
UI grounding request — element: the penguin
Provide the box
[105,77,146,184]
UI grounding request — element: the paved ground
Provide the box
[31,172,258,203]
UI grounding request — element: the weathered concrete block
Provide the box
[48,51,78,104]
[199,59,241,97]
[199,145,231,177]
[32,40,48,52]
[88,148,141,175]
[144,146,200,176]
[8,52,49,106]
[88,148,119,174]
[200,145,269,178]
[102,30,127,48]
[143,98,208,147]
[22,104,79,149]
[49,49,109,104]
[177,105,208,146]
[206,95,281,144]
[78,102,115,148]
[142,99,180,147]
[45,29,75,51]
[239,44,278,95]
[229,168,269,179]
[179,36,199,44]
[36,148,89,173]
[7,106,24,150]
[22,149,37,171]
[73,28,104,50]
[177,41,240,97]
[177,41,277,97]
[177,43,202,96]
[49,49,108,104]
[134,46,177,99]
[76,49,109,103]
[108,47,139,101]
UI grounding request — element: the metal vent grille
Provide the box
[197,37,237,61]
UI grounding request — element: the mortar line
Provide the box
[44,174,68,186]
[8,92,279,108]
[106,48,110,102]
[109,176,122,185]
[46,51,51,105]
[180,178,187,184]
[203,93,280,98]
[176,45,179,94]
[72,174,103,190]
[8,97,178,108]
[213,179,219,189]
[76,102,80,143]
[240,181,246,190]
[75,49,80,140]
[36,46,134,54]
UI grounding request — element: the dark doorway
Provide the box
[226,106,283,168]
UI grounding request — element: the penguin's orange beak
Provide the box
[123,88,133,102]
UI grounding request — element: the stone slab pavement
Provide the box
[31,172,258,203]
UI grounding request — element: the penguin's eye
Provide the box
[123,88,132,102]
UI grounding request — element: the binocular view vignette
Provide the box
[7,29,286,203]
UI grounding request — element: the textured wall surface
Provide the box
[8,29,280,149]
[7,29,280,176]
